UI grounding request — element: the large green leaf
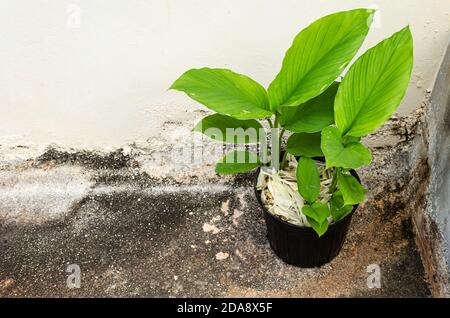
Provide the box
[215,151,261,174]
[321,126,372,169]
[268,9,374,110]
[337,171,367,205]
[281,82,339,133]
[335,26,414,137]
[193,114,263,144]
[286,132,323,157]
[296,157,321,202]
[330,190,353,222]
[171,68,272,119]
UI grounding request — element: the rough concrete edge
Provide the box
[409,131,448,297]
[411,40,450,298]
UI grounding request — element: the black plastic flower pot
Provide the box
[254,164,361,268]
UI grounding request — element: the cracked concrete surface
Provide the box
[0,111,432,298]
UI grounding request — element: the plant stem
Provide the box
[329,168,339,193]
[266,118,274,129]
[280,151,288,170]
[272,115,281,172]
[279,128,286,149]
[278,127,287,171]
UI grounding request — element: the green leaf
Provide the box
[215,151,261,174]
[193,114,263,144]
[268,9,374,110]
[302,202,330,224]
[171,68,272,119]
[335,26,414,137]
[330,190,353,222]
[337,171,367,205]
[296,158,321,202]
[321,126,372,169]
[281,82,339,133]
[286,132,323,157]
[303,202,331,237]
[307,217,329,237]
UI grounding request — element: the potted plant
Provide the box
[170,8,413,267]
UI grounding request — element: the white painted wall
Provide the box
[0,0,449,149]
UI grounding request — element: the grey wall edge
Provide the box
[412,39,450,297]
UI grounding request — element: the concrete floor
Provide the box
[0,133,431,297]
